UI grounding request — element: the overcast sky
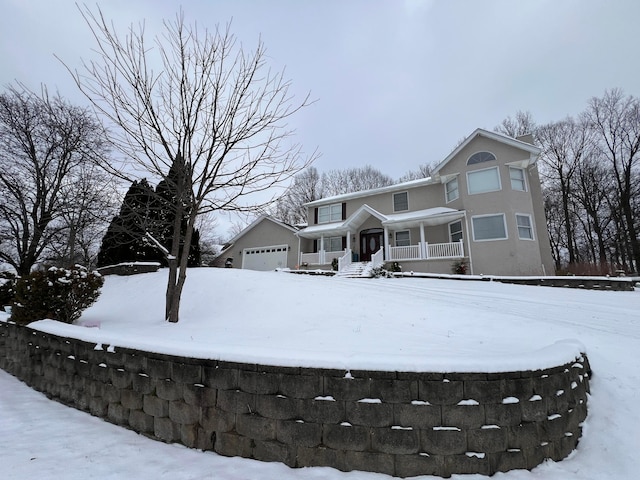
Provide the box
[2,0,639,234]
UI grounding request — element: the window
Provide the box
[472,214,507,241]
[510,167,526,191]
[445,177,459,202]
[318,203,342,223]
[516,214,534,240]
[393,191,409,212]
[326,236,344,252]
[395,230,411,247]
[449,220,463,242]
[467,151,496,165]
[467,167,501,195]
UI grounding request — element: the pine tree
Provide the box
[97,179,160,266]
[154,156,201,267]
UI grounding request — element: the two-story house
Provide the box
[220,128,555,276]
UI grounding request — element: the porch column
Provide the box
[320,235,325,264]
[419,223,426,259]
[346,230,351,250]
[384,226,390,259]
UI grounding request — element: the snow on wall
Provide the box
[0,322,590,477]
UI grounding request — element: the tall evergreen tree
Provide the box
[97,179,160,266]
[154,155,201,267]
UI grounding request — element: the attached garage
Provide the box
[241,244,289,271]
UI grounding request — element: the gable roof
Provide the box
[297,204,463,238]
[305,128,541,208]
[226,215,299,245]
[432,128,541,175]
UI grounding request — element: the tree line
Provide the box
[495,89,640,273]
[0,5,637,325]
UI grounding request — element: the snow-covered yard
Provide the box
[1,269,639,479]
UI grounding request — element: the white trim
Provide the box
[515,213,535,241]
[466,150,497,166]
[318,203,342,224]
[445,176,459,203]
[432,128,541,174]
[448,219,463,243]
[509,166,527,192]
[392,191,409,212]
[227,215,298,245]
[471,213,508,242]
[467,166,502,195]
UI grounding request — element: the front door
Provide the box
[360,228,384,262]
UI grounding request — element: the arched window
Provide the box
[467,151,496,165]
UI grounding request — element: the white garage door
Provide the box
[241,244,289,271]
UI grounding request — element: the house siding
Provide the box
[302,130,554,276]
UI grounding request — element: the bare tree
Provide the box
[0,85,108,275]
[536,117,592,266]
[398,162,436,183]
[322,165,393,197]
[585,89,640,271]
[66,7,315,322]
[272,166,323,225]
[494,110,537,138]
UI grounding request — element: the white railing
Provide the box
[338,249,352,272]
[325,250,345,264]
[428,241,463,259]
[388,241,463,261]
[388,245,421,261]
[372,248,385,268]
[300,252,321,265]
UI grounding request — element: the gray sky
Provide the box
[2,0,639,234]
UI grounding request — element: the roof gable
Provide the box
[227,215,298,245]
[433,128,541,175]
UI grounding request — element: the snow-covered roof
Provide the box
[304,176,436,207]
[297,204,463,238]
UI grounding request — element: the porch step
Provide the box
[336,261,374,278]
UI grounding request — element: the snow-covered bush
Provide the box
[371,266,393,278]
[10,266,104,325]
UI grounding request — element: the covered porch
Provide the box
[297,205,467,272]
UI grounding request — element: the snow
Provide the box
[1,268,640,479]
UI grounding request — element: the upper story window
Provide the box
[393,191,409,212]
[516,214,534,240]
[449,220,463,242]
[445,177,459,203]
[467,166,501,195]
[467,151,496,165]
[318,203,342,224]
[395,230,411,247]
[510,167,526,191]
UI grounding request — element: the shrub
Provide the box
[10,266,104,325]
[0,272,17,309]
[452,259,468,275]
[371,266,393,278]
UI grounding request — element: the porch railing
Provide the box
[371,248,385,269]
[338,249,352,272]
[300,250,346,266]
[389,240,463,261]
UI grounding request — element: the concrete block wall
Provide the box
[0,321,590,478]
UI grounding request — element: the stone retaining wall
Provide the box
[0,321,590,478]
